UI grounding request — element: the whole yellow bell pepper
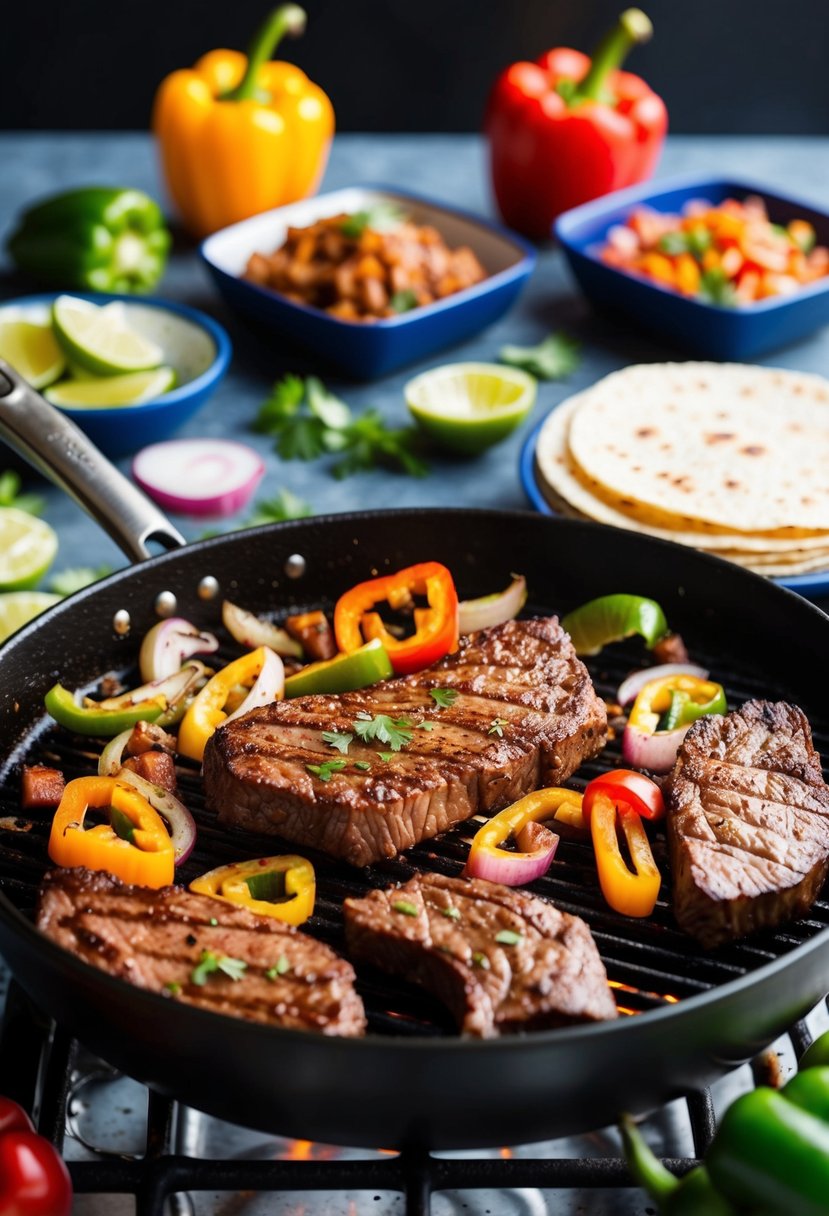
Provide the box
[152,4,334,237]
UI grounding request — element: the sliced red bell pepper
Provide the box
[333,562,459,676]
[583,767,665,822]
[486,8,668,238]
[0,1097,72,1216]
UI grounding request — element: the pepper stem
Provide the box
[620,1115,678,1204]
[223,4,307,102]
[575,8,653,103]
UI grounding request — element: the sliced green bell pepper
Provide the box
[7,187,171,294]
[45,683,166,737]
[561,594,668,656]
[284,639,393,698]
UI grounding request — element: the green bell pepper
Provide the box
[7,187,171,293]
[44,682,165,737]
[284,639,393,698]
[622,1028,829,1216]
[561,593,668,656]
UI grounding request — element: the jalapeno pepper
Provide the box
[284,639,393,698]
[333,562,459,676]
[45,682,166,737]
[561,594,668,657]
[465,788,582,886]
[585,787,661,917]
[190,855,315,926]
[177,647,282,763]
[48,775,175,888]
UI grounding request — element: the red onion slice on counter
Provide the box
[617,663,708,707]
[132,439,265,517]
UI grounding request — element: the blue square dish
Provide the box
[200,186,536,380]
[555,175,829,360]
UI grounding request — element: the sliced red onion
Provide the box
[617,663,709,708]
[621,721,690,774]
[458,575,527,636]
[222,600,303,659]
[98,730,197,865]
[115,768,197,866]
[132,439,265,518]
[224,646,285,725]
[464,829,559,886]
[139,617,219,683]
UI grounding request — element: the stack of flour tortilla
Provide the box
[534,362,829,576]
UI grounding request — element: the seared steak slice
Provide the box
[344,873,617,1036]
[37,868,366,1035]
[665,701,829,948]
[204,617,606,867]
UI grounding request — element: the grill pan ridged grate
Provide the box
[1,620,827,1038]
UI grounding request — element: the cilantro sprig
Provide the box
[190,950,248,986]
[322,729,353,755]
[306,759,347,782]
[429,688,458,709]
[254,375,428,479]
[499,332,581,380]
[353,713,414,752]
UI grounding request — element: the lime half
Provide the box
[0,508,58,591]
[0,320,66,388]
[405,362,537,455]
[0,590,61,645]
[52,295,164,375]
[46,366,176,408]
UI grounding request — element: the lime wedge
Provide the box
[52,295,164,375]
[404,362,537,455]
[0,590,61,644]
[0,508,58,591]
[0,320,66,388]
[45,366,176,408]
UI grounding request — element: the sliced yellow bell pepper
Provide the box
[588,790,661,918]
[48,775,174,889]
[190,855,315,926]
[152,5,334,237]
[465,787,583,885]
[178,647,274,763]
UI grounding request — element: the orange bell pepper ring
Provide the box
[333,562,459,676]
[587,790,661,918]
[48,776,174,889]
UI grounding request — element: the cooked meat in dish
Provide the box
[665,700,829,948]
[344,872,618,1037]
[204,617,607,867]
[37,868,366,1036]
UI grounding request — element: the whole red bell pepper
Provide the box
[0,1097,72,1216]
[486,8,668,239]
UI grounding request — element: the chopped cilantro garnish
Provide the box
[265,954,291,981]
[190,950,248,986]
[495,929,522,946]
[418,721,436,731]
[472,951,491,970]
[354,760,372,771]
[322,729,353,755]
[163,981,182,996]
[488,717,508,737]
[306,759,347,782]
[499,332,580,380]
[353,713,413,751]
[339,201,406,238]
[390,289,418,313]
[429,688,458,709]
[378,751,394,763]
[441,906,461,921]
[392,899,419,917]
[209,917,218,927]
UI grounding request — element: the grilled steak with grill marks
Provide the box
[204,617,607,867]
[665,700,829,948]
[344,873,618,1036]
[37,868,366,1035]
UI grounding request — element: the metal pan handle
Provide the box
[0,357,185,562]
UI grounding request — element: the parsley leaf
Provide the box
[48,565,112,596]
[306,759,347,782]
[245,490,313,526]
[0,469,43,516]
[306,376,352,430]
[499,332,581,380]
[429,688,458,709]
[331,411,429,480]
[190,950,248,986]
[418,721,435,731]
[339,201,406,238]
[488,717,508,738]
[322,729,353,755]
[353,714,413,751]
